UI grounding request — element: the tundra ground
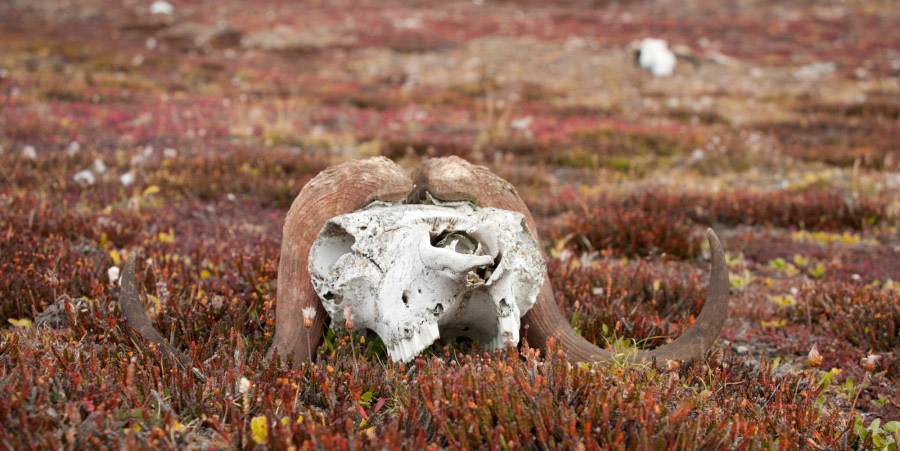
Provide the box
[0,0,898,448]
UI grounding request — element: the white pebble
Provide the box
[690,149,705,161]
[73,170,96,186]
[93,158,107,174]
[67,141,81,156]
[510,116,533,131]
[637,38,677,77]
[22,145,37,160]
[120,172,136,187]
[108,266,121,284]
[150,1,174,15]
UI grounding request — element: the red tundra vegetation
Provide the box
[0,0,897,448]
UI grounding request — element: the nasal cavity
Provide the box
[431,230,479,254]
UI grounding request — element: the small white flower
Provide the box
[665,359,680,372]
[120,172,136,187]
[108,266,121,284]
[130,155,146,166]
[393,17,422,30]
[861,354,880,371]
[163,147,178,158]
[302,307,317,328]
[66,141,81,156]
[238,377,251,394]
[93,158,107,174]
[146,37,158,50]
[131,145,155,166]
[22,145,37,160]
[690,149,704,161]
[150,1,174,15]
[510,116,533,131]
[343,306,354,329]
[73,170,96,186]
[793,62,837,81]
[563,35,587,52]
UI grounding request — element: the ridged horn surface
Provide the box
[119,253,189,366]
[412,156,729,367]
[268,157,412,362]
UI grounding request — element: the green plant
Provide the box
[769,294,797,308]
[853,418,900,450]
[768,255,827,279]
[815,367,842,406]
[808,262,827,279]
[729,269,753,292]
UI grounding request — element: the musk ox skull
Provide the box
[308,200,545,362]
[267,156,729,367]
[118,156,729,369]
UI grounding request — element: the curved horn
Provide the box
[268,157,412,362]
[119,253,206,380]
[412,156,729,367]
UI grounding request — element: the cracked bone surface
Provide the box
[308,199,545,363]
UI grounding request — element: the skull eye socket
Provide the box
[432,230,479,254]
[310,222,355,275]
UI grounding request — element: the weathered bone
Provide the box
[413,156,730,367]
[308,199,545,362]
[117,156,729,369]
[268,157,412,363]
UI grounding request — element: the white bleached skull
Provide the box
[308,199,545,363]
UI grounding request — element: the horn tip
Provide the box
[124,251,136,271]
[121,252,138,292]
[705,228,723,251]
